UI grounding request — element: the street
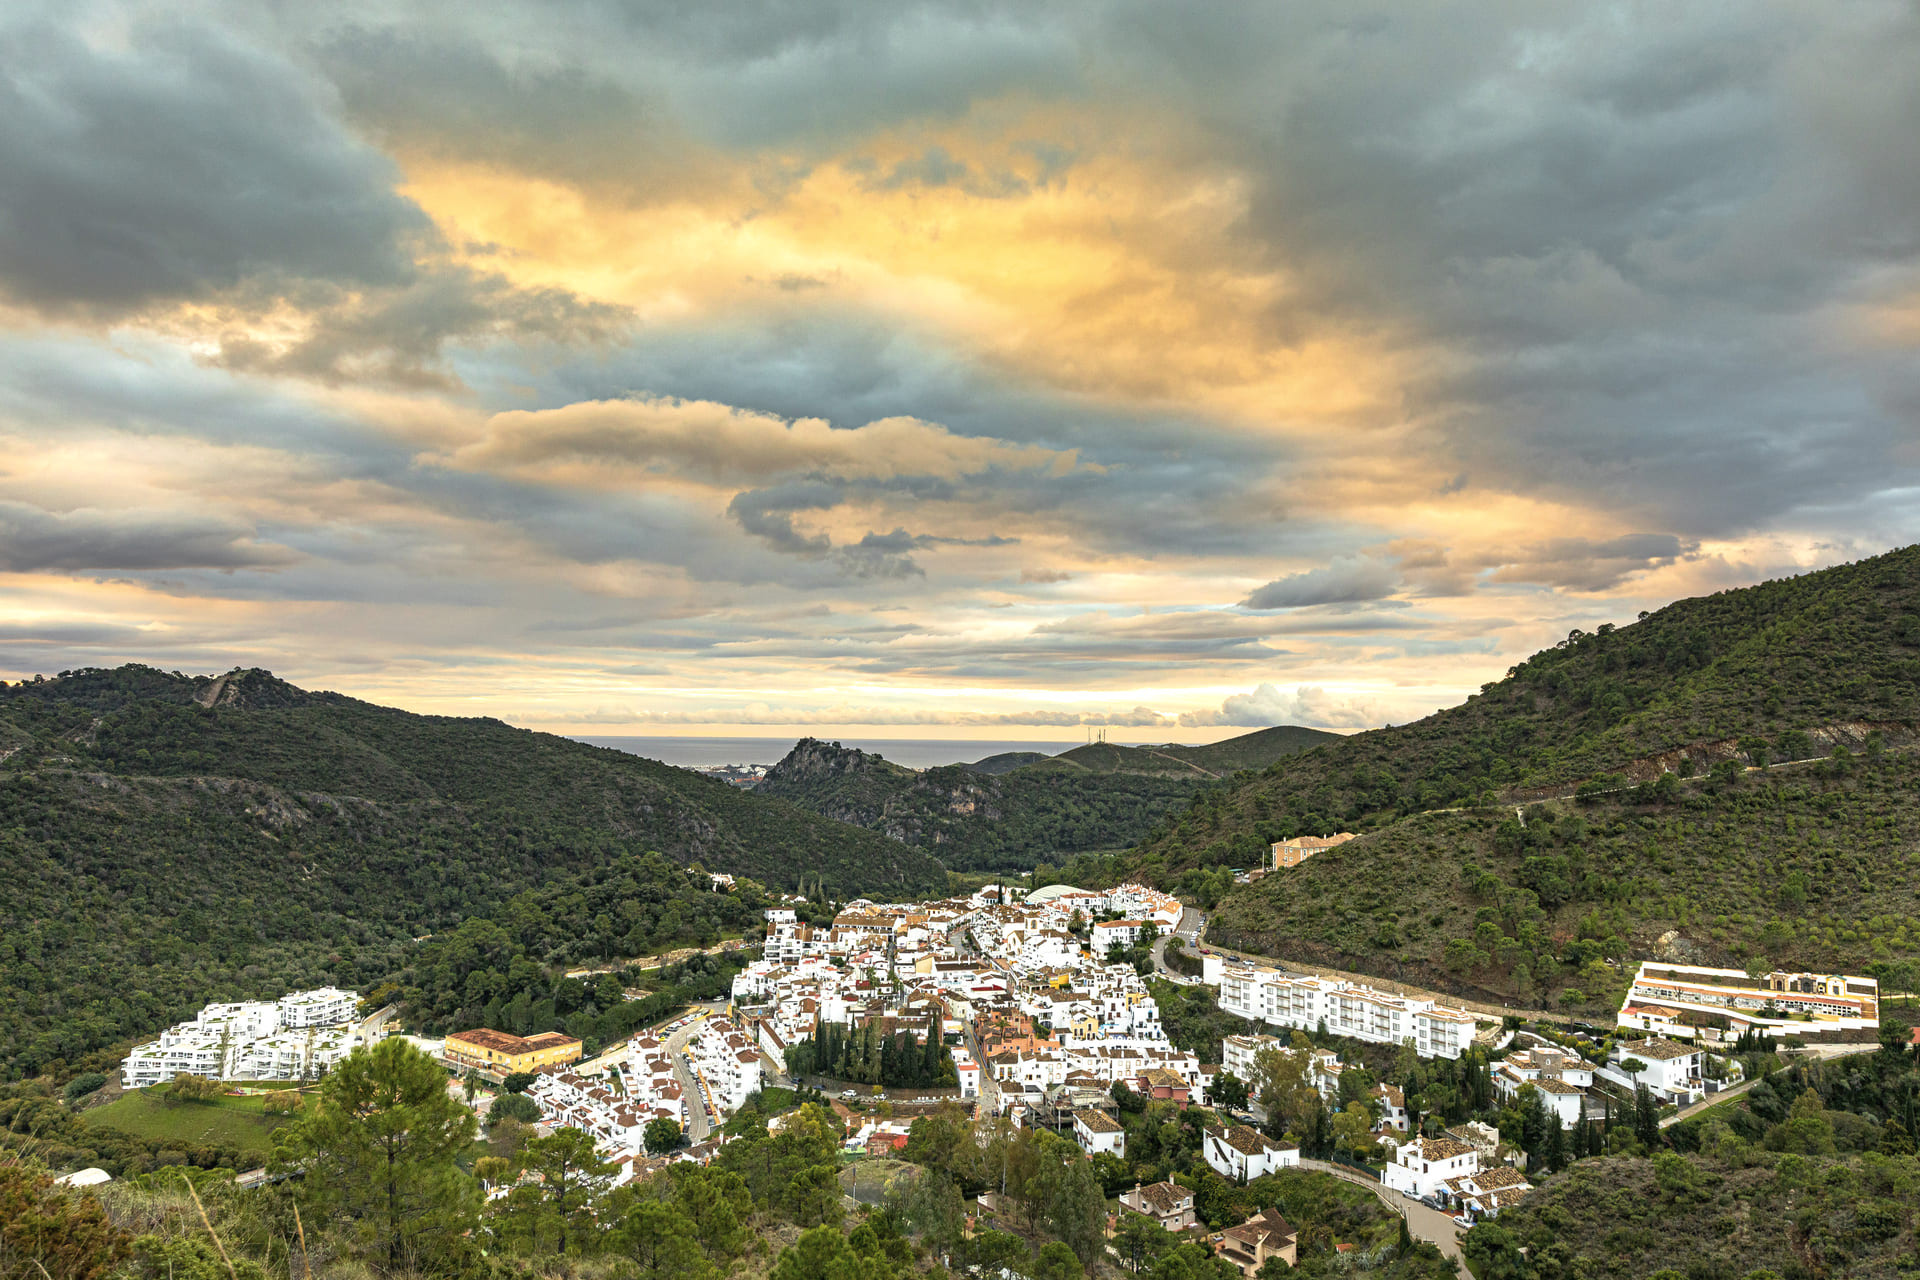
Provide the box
[1149,907,1207,983]
[664,1007,723,1142]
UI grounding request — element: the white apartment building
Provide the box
[277,987,360,1027]
[1221,1033,1281,1087]
[121,987,369,1089]
[1619,962,1880,1038]
[1211,960,1479,1059]
[1091,919,1151,952]
[688,1017,764,1115]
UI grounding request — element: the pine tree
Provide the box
[271,1038,480,1271]
[1633,1082,1661,1150]
[523,1126,615,1255]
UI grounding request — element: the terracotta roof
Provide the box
[1128,1181,1192,1216]
[447,1027,579,1056]
[1214,1124,1282,1156]
[1075,1109,1124,1134]
[1620,1037,1696,1061]
[1467,1165,1530,1190]
[1409,1137,1474,1162]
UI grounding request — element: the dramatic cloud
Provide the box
[0,1,1915,736]
[0,501,294,573]
[450,398,1078,488]
[0,18,423,316]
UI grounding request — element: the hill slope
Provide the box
[758,726,1339,871]
[1151,544,1920,1013]
[0,666,944,1077]
[1135,545,1920,875]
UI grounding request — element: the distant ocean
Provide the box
[574,735,1084,771]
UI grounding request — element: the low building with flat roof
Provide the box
[443,1028,582,1079]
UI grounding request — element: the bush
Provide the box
[500,1072,537,1094]
[63,1073,108,1105]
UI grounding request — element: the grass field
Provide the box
[86,1089,290,1156]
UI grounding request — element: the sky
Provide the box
[2,1,1917,740]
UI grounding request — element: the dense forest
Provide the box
[1131,544,1920,875]
[1204,747,1920,1014]
[0,667,941,1079]
[758,726,1336,871]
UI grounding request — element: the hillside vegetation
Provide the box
[1135,547,1920,1007]
[1471,1042,1920,1279]
[0,666,942,1078]
[1207,749,1920,1015]
[1133,544,1920,876]
[758,725,1337,871]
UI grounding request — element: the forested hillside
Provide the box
[758,725,1337,871]
[0,666,943,1079]
[1205,747,1920,1015]
[1467,1042,1920,1279]
[1151,545,1920,1014]
[1133,544,1920,876]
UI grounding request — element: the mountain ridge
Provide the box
[758,724,1340,871]
[0,664,945,1077]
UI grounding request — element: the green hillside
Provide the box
[1134,545,1920,873]
[758,726,1338,871]
[0,666,943,1078]
[1148,544,1920,1013]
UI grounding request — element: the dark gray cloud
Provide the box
[0,501,294,572]
[1242,557,1399,610]
[0,18,424,316]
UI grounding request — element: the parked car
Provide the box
[842,1089,858,1098]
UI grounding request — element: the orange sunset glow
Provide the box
[2,2,1917,739]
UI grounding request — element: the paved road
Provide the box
[665,1013,717,1141]
[1659,1041,1881,1129]
[1150,908,1205,982]
[1297,1159,1467,1279]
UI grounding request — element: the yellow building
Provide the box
[442,1028,582,1079]
[1270,833,1356,869]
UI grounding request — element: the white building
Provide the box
[1091,919,1151,953]
[688,1018,764,1115]
[1382,1135,1480,1201]
[1211,960,1480,1059]
[1074,1109,1127,1157]
[1598,1037,1704,1106]
[951,1047,981,1099]
[1619,962,1880,1039]
[1220,1033,1280,1088]
[1203,1124,1299,1180]
[121,988,371,1089]
[278,987,360,1027]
